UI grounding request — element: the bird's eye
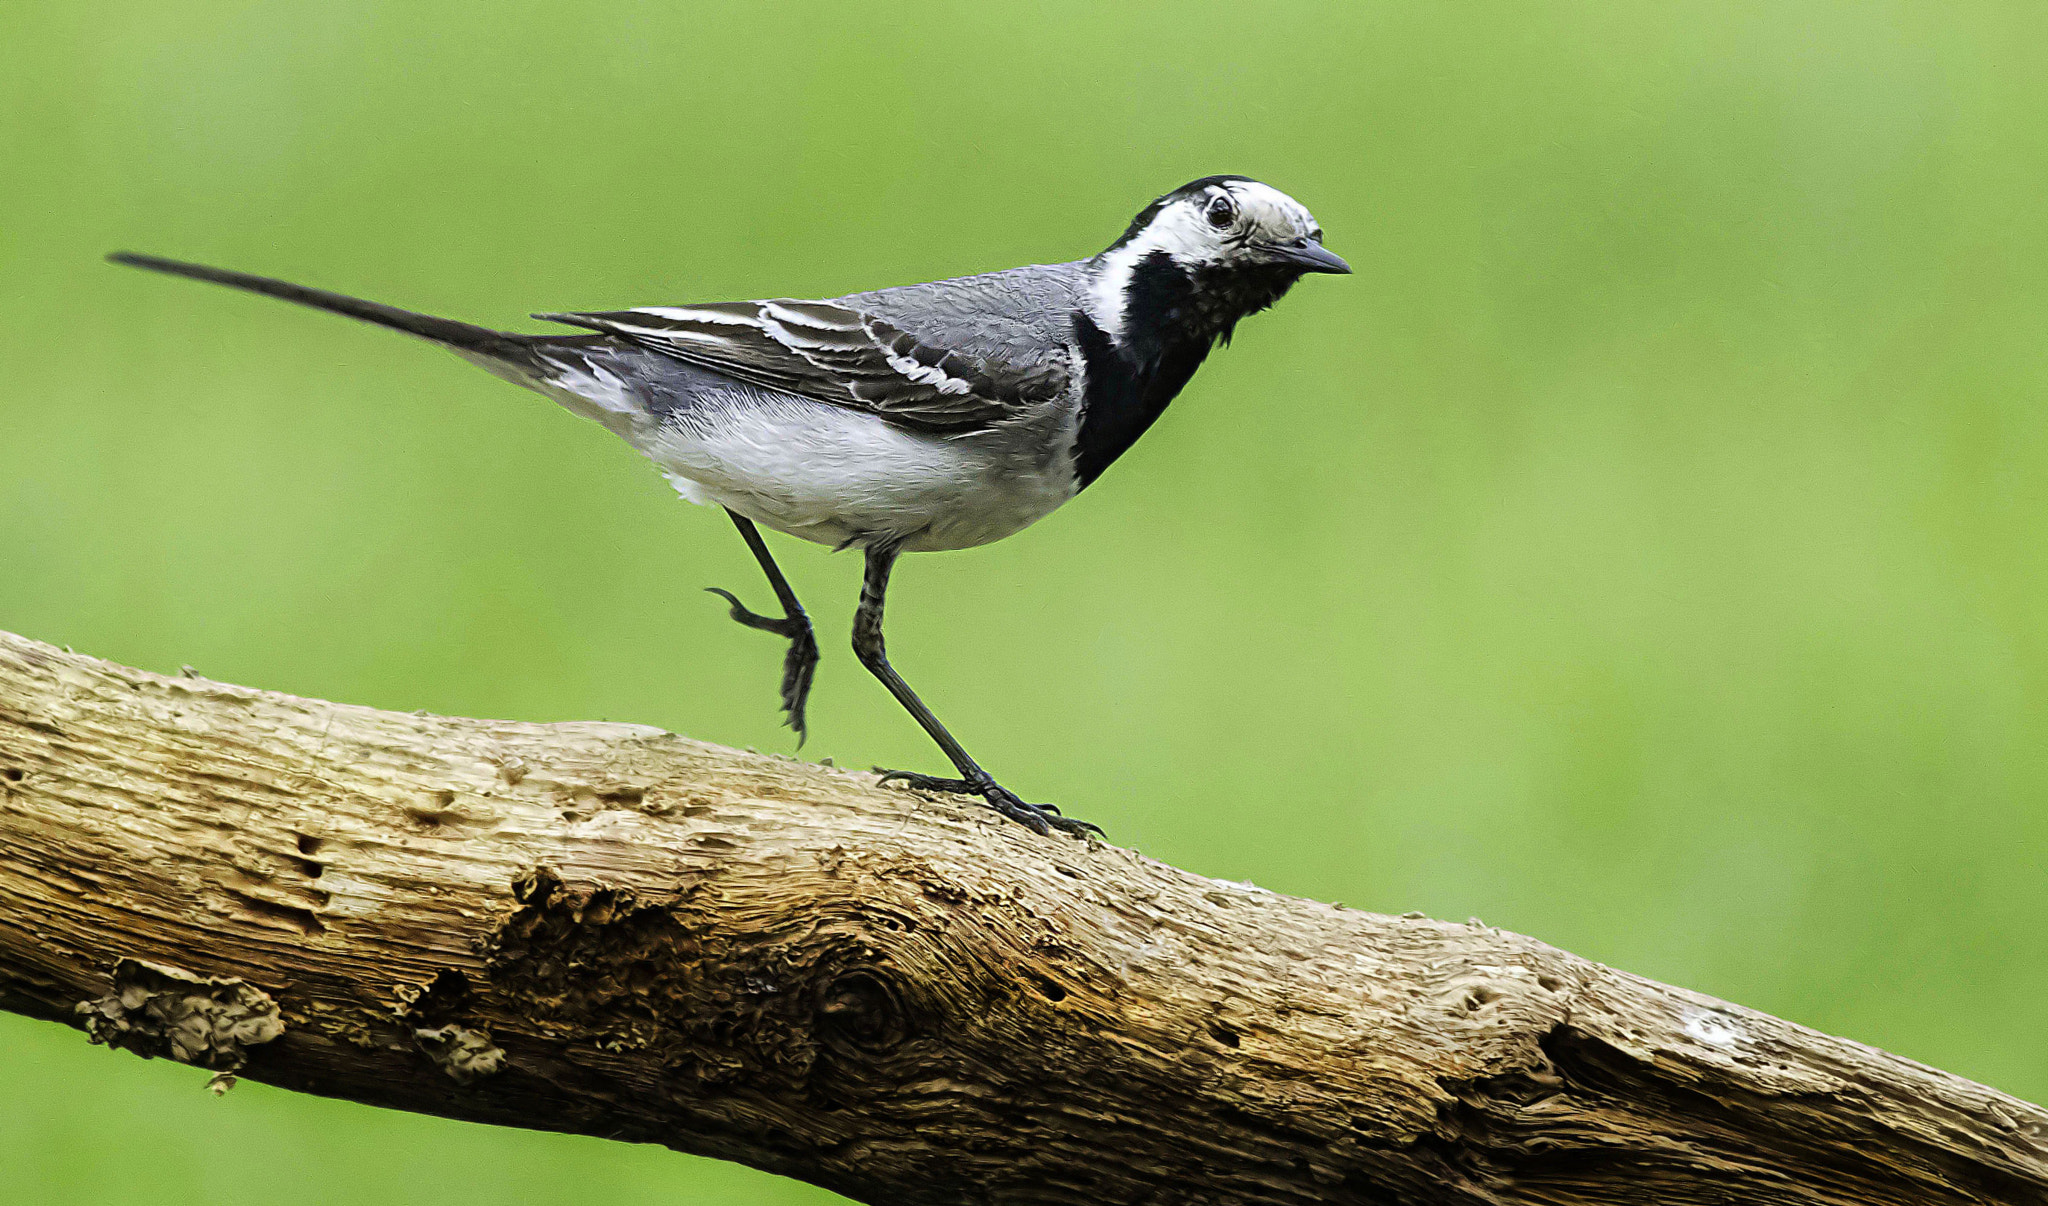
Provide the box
[1205,194,1237,228]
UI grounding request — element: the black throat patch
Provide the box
[1070,251,1300,489]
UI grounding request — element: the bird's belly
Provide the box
[633,395,1074,552]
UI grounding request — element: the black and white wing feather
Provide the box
[534,299,1066,434]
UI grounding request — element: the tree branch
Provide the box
[0,629,2042,1204]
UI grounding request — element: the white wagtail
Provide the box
[111,175,1348,836]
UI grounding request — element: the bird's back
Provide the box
[833,260,1091,374]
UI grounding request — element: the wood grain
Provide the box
[0,630,2042,1204]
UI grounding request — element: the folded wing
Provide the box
[535,299,1065,434]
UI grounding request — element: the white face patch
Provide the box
[1226,180,1321,246]
[1085,178,1323,340]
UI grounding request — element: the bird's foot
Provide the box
[706,588,820,743]
[875,769,1102,839]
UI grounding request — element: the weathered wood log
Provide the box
[0,629,2042,1204]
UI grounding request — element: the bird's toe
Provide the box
[779,625,821,741]
[875,770,1100,839]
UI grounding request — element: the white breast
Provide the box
[632,393,1078,553]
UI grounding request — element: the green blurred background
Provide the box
[5,1,2048,1200]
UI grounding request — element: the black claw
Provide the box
[875,769,973,793]
[707,587,819,742]
[779,626,820,744]
[706,587,792,634]
[874,768,1102,839]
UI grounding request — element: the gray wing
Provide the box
[834,261,1093,368]
[535,288,1071,435]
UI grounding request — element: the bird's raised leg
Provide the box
[852,539,1099,838]
[707,509,820,743]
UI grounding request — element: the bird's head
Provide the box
[1087,176,1347,345]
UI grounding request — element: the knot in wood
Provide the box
[815,969,907,1056]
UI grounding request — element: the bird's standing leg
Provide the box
[706,509,820,742]
[853,539,1099,838]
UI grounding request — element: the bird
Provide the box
[109,174,1348,838]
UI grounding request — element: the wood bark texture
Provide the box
[0,629,2043,1205]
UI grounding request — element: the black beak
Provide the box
[1272,240,1352,275]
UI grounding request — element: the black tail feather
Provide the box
[107,252,530,361]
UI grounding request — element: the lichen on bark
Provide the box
[76,958,284,1072]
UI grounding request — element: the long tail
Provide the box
[107,252,533,362]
